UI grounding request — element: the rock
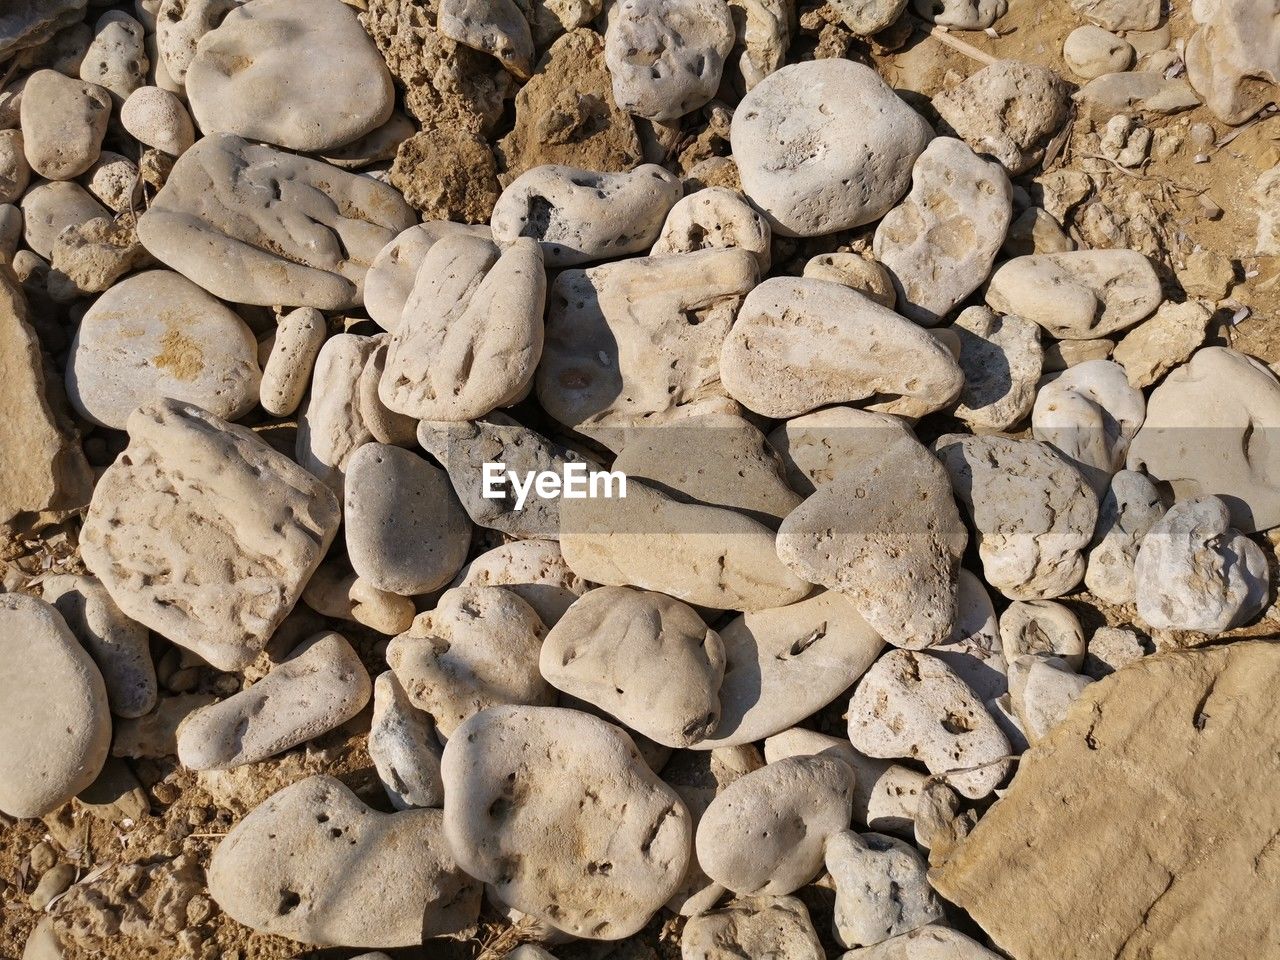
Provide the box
[559,478,810,611]
[1254,165,1280,255]
[494,28,641,183]
[732,60,933,236]
[830,0,907,34]
[766,407,907,496]
[951,307,1042,432]
[541,586,726,747]
[208,775,479,947]
[1071,0,1158,30]
[320,110,415,170]
[721,277,964,419]
[838,926,1003,959]
[1083,626,1147,678]
[1073,72,1201,116]
[1063,26,1134,79]
[387,585,551,736]
[0,270,92,526]
[0,130,30,204]
[490,163,681,267]
[1007,654,1091,743]
[80,12,148,105]
[777,427,966,650]
[697,756,853,895]
[111,692,216,758]
[925,568,1007,702]
[30,863,77,911]
[83,151,140,213]
[725,0,789,90]
[442,705,691,938]
[363,222,493,332]
[652,187,772,271]
[873,138,1012,325]
[369,671,445,810]
[1176,249,1234,301]
[120,86,194,156]
[1002,206,1074,258]
[81,399,340,672]
[933,642,1280,960]
[604,0,735,122]
[302,564,416,636]
[21,180,109,260]
[826,830,942,948]
[439,0,534,78]
[1127,347,1280,532]
[1083,469,1166,605]
[137,134,415,310]
[849,649,1012,799]
[986,250,1161,340]
[802,252,896,308]
[998,600,1085,670]
[537,249,758,436]
[66,269,261,430]
[47,213,153,301]
[260,307,326,417]
[912,0,1006,29]
[1042,338,1114,373]
[187,0,393,151]
[19,70,111,181]
[1186,0,1280,124]
[42,574,156,719]
[1032,360,1145,493]
[389,127,501,224]
[1112,301,1210,389]
[296,332,380,489]
[379,234,545,421]
[933,61,1071,175]
[452,540,588,626]
[696,591,884,749]
[0,0,87,63]
[1133,496,1269,635]
[156,0,238,84]
[682,895,824,960]
[0,595,110,818]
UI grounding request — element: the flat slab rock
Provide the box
[931,641,1280,960]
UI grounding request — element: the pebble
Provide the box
[186,0,393,151]
[1083,469,1166,605]
[1133,496,1269,635]
[1002,206,1074,258]
[696,756,853,895]
[438,0,534,79]
[873,137,1012,325]
[726,0,789,90]
[302,565,416,635]
[451,539,589,626]
[120,86,194,156]
[986,250,1162,340]
[1032,360,1145,493]
[731,59,934,237]
[826,830,943,949]
[1127,347,1280,532]
[926,568,1007,701]
[933,60,1071,175]
[652,186,772,271]
[66,269,261,429]
[82,151,140,213]
[952,307,1042,432]
[259,307,326,417]
[541,586,727,747]
[80,399,341,672]
[208,774,479,946]
[1112,301,1210,389]
[29,863,76,911]
[41,573,157,719]
[1186,0,1280,124]
[1063,26,1134,80]
[604,0,735,121]
[1073,72,1201,116]
[682,895,824,960]
[913,0,1007,28]
[80,11,148,104]
[490,163,681,267]
[848,649,1012,799]
[296,332,381,489]
[830,0,908,34]
[998,600,1085,670]
[363,221,492,332]
[1084,626,1147,678]
[721,277,964,419]
[387,585,551,736]
[137,133,415,310]
[19,69,111,180]
[156,0,237,84]
[840,925,1005,958]
[368,671,445,810]
[441,705,692,938]
[1007,654,1091,743]
[0,595,111,818]
[802,252,896,308]
[21,180,109,260]
[0,130,30,204]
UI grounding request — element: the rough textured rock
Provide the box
[1083,468,1166,605]
[952,307,1042,432]
[47,213,153,302]
[998,600,1086,670]
[826,830,943,949]
[120,87,195,157]
[802,252,896,307]
[1071,0,1159,30]
[363,221,493,332]
[1112,300,1210,389]
[390,127,501,223]
[926,568,1006,702]
[1186,0,1280,125]
[19,69,111,180]
[0,0,88,63]
[156,0,239,84]
[932,642,1280,960]
[767,407,908,495]
[439,0,534,78]
[451,539,588,626]
[652,187,772,271]
[1073,71,1201,117]
[21,179,110,260]
[913,0,1006,29]
[368,671,445,810]
[80,11,149,105]
[1007,653,1091,743]
[682,895,824,960]
[81,399,341,672]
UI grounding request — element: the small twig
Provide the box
[909,14,999,66]
[1215,104,1278,149]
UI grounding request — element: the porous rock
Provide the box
[682,896,824,960]
[826,830,943,948]
[951,307,1042,432]
[1083,468,1166,605]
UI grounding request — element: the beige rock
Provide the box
[451,539,589,626]
[827,830,943,949]
[21,179,109,260]
[998,600,1085,670]
[362,222,493,333]
[390,127,501,224]
[81,399,341,672]
[767,407,908,496]
[296,332,380,489]
[111,693,216,758]
[301,564,416,636]
[830,0,907,34]
[260,307,326,417]
[156,0,239,84]
[0,0,88,63]
[368,671,445,810]
[1042,337,1113,373]
[1073,71,1201,116]
[951,307,1042,432]
[1255,165,1280,255]
[1084,469,1166,605]
[1186,0,1280,125]
[1084,626,1147,678]
[19,70,111,181]
[439,0,534,78]
[120,86,194,156]
[802,252,896,308]
[652,187,771,271]
[1112,300,1210,389]
[838,926,1003,959]
[0,130,30,204]
[82,151,140,213]
[80,11,149,104]
[47,213,153,302]
[1063,25,1134,79]
[1002,206,1074,258]
[913,0,1005,28]
[682,895,823,960]
[321,110,415,171]
[1007,654,1091,743]
[726,0,789,90]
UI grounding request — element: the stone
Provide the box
[682,895,824,960]
[30,863,77,911]
[1071,0,1159,30]
[873,138,1012,325]
[1007,654,1091,743]
[66,269,261,430]
[1133,496,1269,635]
[831,0,907,34]
[1073,72,1201,116]
[1002,206,1074,258]
[731,59,933,236]
[1255,166,1280,255]
[363,222,493,332]
[344,443,470,597]
[260,307,326,417]
[998,600,1085,670]
[986,250,1162,340]
[696,591,884,749]
[652,187,772,271]
[802,252,896,308]
[439,0,534,78]
[0,130,30,204]
[1043,338,1114,373]
[83,152,141,213]
[111,693,216,758]
[137,134,415,310]
[321,110,415,170]
[1186,0,1280,124]
[368,671,445,810]
[537,249,758,436]
[302,565,416,636]
[187,0,393,151]
[777,428,966,650]
[697,756,853,895]
[1084,626,1147,678]
[726,0,789,90]
[490,163,681,267]
[389,127,501,224]
[932,642,1280,960]
[156,0,239,84]
[388,585,551,736]
[47,213,153,302]
[541,586,726,747]
[1083,469,1166,605]
[838,926,1003,959]
[177,631,370,770]
[208,775,479,947]
[0,270,92,526]
[19,70,111,181]
[120,86,194,156]
[21,180,109,260]
[721,277,964,419]
[1032,360,1145,493]
[42,574,157,720]
[452,540,588,627]
[0,595,110,818]
[848,648,1012,799]
[951,307,1042,432]
[296,333,380,489]
[1176,249,1234,301]
[81,399,340,672]
[604,0,735,122]
[1127,347,1280,532]
[0,0,88,63]
[826,830,943,948]
[1063,26,1134,80]
[1112,301,1210,389]
[80,12,148,105]
[767,407,907,496]
[442,705,691,938]
[912,0,1005,28]
[925,568,1007,702]
[933,61,1071,175]
[380,234,545,421]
